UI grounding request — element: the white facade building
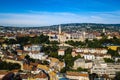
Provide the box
[74,48,108,54]
[24,45,42,52]
[58,49,65,56]
[28,52,47,60]
[84,54,95,60]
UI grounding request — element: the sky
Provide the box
[0,0,120,26]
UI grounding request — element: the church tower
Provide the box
[59,25,61,34]
[83,31,86,39]
[103,28,105,33]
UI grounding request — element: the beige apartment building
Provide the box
[73,58,93,69]
[91,59,120,78]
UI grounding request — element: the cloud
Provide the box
[0,11,120,26]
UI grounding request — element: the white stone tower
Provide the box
[103,28,105,33]
[59,25,61,34]
[83,31,86,39]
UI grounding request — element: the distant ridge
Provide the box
[0,23,120,28]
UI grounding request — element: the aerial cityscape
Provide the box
[0,0,120,80]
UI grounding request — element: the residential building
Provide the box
[19,71,48,80]
[66,72,89,80]
[58,49,65,56]
[24,44,42,52]
[48,57,65,71]
[28,52,48,60]
[84,54,95,60]
[73,58,93,69]
[72,48,109,60]
[91,59,120,78]
[73,58,85,69]
[73,48,107,54]
[107,63,120,78]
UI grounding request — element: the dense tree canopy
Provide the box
[3,34,50,45]
[65,37,120,48]
[0,61,21,70]
[107,49,120,57]
[103,58,114,63]
[4,39,17,44]
[115,72,120,80]
[65,40,85,47]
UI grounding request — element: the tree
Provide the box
[42,61,49,65]
[77,67,87,72]
[0,61,21,70]
[115,72,120,80]
[25,55,30,60]
[50,41,59,44]
[74,55,81,60]
[5,39,17,44]
[25,55,35,63]
[14,74,22,80]
[64,54,74,69]
[65,40,85,47]
[50,52,58,58]
[107,49,120,57]
[11,49,17,55]
[60,67,66,73]
[89,73,99,80]
[16,36,29,45]
[39,34,50,44]
[65,47,72,54]
[101,33,105,37]
[103,58,114,63]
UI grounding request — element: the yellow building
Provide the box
[107,46,120,51]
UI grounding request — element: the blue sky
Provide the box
[0,0,120,26]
